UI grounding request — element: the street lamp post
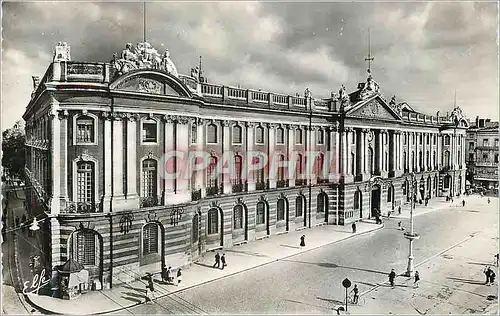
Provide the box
[404,173,420,277]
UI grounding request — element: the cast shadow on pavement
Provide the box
[121,292,143,304]
[316,296,345,305]
[281,259,387,276]
[194,262,221,269]
[467,261,494,267]
[283,299,332,311]
[123,285,147,294]
[279,244,301,249]
[222,249,272,258]
[447,276,485,285]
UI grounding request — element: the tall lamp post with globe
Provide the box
[404,172,420,277]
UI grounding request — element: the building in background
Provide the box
[466,117,499,193]
[22,42,468,291]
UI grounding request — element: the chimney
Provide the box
[476,116,480,127]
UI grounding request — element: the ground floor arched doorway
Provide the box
[371,185,381,217]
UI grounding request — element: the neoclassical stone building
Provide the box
[23,42,468,290]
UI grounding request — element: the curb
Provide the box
[30,223,385,315]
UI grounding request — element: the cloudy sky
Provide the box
[2,1,498,130]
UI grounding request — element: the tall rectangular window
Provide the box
[255,126,264,144]
[296,129,303,144]
[77,231,96,265]
[317,130,324,145]
[207,156,218,188]
[142,159,157,198]
[256,202,265,224]
[191,124,197,144]
[77,162,94,205]
[276,127,284,144]
[233,125,242,144]
[208,209,218,234]
[76,117,94,143]
[142,223,158,255]
[469,142,475,150]
[142,119,157,143]
[483,139,489,147]
[207,124,217,144]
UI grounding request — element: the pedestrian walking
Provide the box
[488,198,491,204]
[495,254,499,267]
[163,266,173,283]
[398,221,405,231]
[213,252,220,269]
[145,273,155,303]
[176,268,182,286]
[221,253,226,269]
[424,198,428,207]
[414,271,420,288]
[300,235,306,248]
[489,270,496,285]
[351,222,357,234]
[484,267,492,285]
[462,199,466,207]
[398,205,401,215]
[350,284,359,304]
[389,269,396,287]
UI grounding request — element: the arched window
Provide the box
[76,161,95,207]
[296,154,304,182]
[142,119,158,143]
[317,193,327,213]
[208,208,219,234]
[317,129,324,145]
[191,123,197,144]
[255,125,264,144]
[316,153,325,180]
[367,147,374,175]
[142,223,159,256]
[387,185,393,202]
[277,154,285,186]
[141,159,158,207]
[233,205,243,229]
[354,190,361,210]
[276,127,285,144]
[192,214,199,242]
[444,175,451,189]
[207,156,218,190]
[296,128,303,144]
[207,124,218,144]
[277,198,286,221]
[72,229,97,266]
[295,196,304,217]
[233,125,242,144]
[256,202,266,224]
[233,155,243,188]
[76,116,95,144]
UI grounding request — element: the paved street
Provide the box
[119,196,498,314]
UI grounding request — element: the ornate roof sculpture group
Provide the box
[111,42,179,78]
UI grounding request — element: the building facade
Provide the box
[466,117,499,191]
[23,42,468,290]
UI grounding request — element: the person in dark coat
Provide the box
[213,252,220,269]
[462,199,466,207]
[414,271,420,288]
[176,268,182,286]
[221,253,226,269]
[495,253,499,267]
[146,273,155,303]
[484,267,492,285]
[398,206,401,215]
[351,222,357,233]
[489,270,496,285]
[300,235,306,248]
[388,269,396,287]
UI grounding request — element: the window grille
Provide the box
[142,223,158,255]
[76,117,94,143]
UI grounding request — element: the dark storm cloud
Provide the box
[1,1,498,129]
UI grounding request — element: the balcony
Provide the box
[206,186,220,197]
[65,201,101,213]
[232,180,248,193]
[140,195,162,208]
[295,179,306,186]
[255,182,266,191]
[191,189,202,201]
[276,180,288,188]
[317,178,329,184]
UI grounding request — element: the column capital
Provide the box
[163,114,177,123]
[246,121,257,128]
[221,120,231,127]
[177,117,190,125]
[361,128,370,133]
[269,123,277,129]
[57,110,69,120]
[289,124,299,130]
[332,121,340,131]
[125,113,141,122]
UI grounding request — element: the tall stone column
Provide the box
[102,113,112,212]
[111,114,125,209]
[50,110,61,215]
[422,133,427,171]
[175,117,191,203]
[390,130,396,173]
[58,110,69,205]
[437,134,442,169]
[246,122,256,192]
[377,130,383,173]
[268,123,277,189]
[415,132,421,173]
[346,128,352,176]
[222,120,232,193]
[287,124,295,188]
[163,115,176,205]
[196,119,205,197]
[310,127,318,185]
[342,128,348,175]
[360,129,366,176]
[126,114,139,207]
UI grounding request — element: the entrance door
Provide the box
[371,185,381,218]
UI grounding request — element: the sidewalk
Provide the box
[27,221,383,315]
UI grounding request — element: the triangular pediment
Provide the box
[109,70,193,98]
[347,95,401,120]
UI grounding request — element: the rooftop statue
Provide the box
[338,85,349,104]
[53,42,71,62]
[304,88,312,99]
[111,42,179,77]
